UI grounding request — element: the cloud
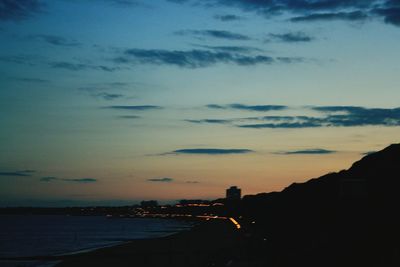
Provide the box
[78,82,130,93]
[167,0,190,3]
[0,0,43,22]
[193,44,262,53]
[92,92,124,100]
[207,103,288,112]
[40,177,97,183]
[114,49,281,68]
[171,0,400,26]
[237,106,400,128]
[312,106,400,127]
[185,119,232,124]
[290,11,369,22]
[63,178,97,183]
[0,170,35,177]
[276,57,306,63]
[104,0,144,7]
[229,103,288,111]
[175,29,251,40]
[147,177,174,182]
[170,0,375,14]
[0,55,39,66]
[117,115,141,119]
[167,148,254,155]
[214,14,243,21]
[373,7,400,26]
[107,105,162,111]
[277,149,336,155]
[206,104,225,109]
[50,62,119,72]
[13,77,49,83]
[29,34,80,47]
[40,176,57,182]
[268,32,314,42]
[239,122,322,129]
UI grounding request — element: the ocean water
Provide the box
[0,215,191,259]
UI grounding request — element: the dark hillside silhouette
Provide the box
[241,143,400,267]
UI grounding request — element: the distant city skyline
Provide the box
[1,0,400,206]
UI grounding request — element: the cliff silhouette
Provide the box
[241,143,400,267]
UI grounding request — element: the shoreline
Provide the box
[56,219,241,267]
[1,219,242,267]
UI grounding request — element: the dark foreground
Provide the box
[55,219,243,267]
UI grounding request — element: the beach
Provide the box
[54,219,241,267]
[0,216,244,267]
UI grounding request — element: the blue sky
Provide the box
[1,0,400,206]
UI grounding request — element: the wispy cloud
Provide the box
[0,170,36,177]
[373,6,400,26]
[117,115,141,119]
[166,148,254,155]
[0,55,39,66]
[147,177,174,182]
[40,177,97,183]
[277,149,336,155]
[92,92,125,101]
[107,105,162,111]
[175,29,251,40]
[12,77,49,83]
[187,105,400,129]
[290,11,369,22]
[63,178,97,183]
[0,0,43,22]
[214,14,243,21]
[50,62,119,72]
[311,106,400,127]
[40,176,57,182]
[28,34,81,47]
[238,106,400,128]
[239,122,322,129]
[267,32,314,42]
[185,119,232,124]
[114,49,285,68]
[101,0,151,8]
[207,103,288,112]
[193,44,262,53]
[171,0,400,27]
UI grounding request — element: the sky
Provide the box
[0,0,400,206]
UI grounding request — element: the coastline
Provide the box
[56,219,241,267]
[1,219,241,267]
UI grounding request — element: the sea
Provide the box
[0,214,192,267]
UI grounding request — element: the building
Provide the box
[226,186,241,200]
[140,200,158,207]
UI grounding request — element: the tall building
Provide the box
[140,200,158,207]
[226,186,241,200]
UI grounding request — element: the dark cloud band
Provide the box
[207,104,288,111]
[277,149,336,155]
[114,49,304,68]
[168,148,254,155]
[0,170,35,177]
[40,177,97,183]
[147,177,174,182]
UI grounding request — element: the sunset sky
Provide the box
[1,0,400,206]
